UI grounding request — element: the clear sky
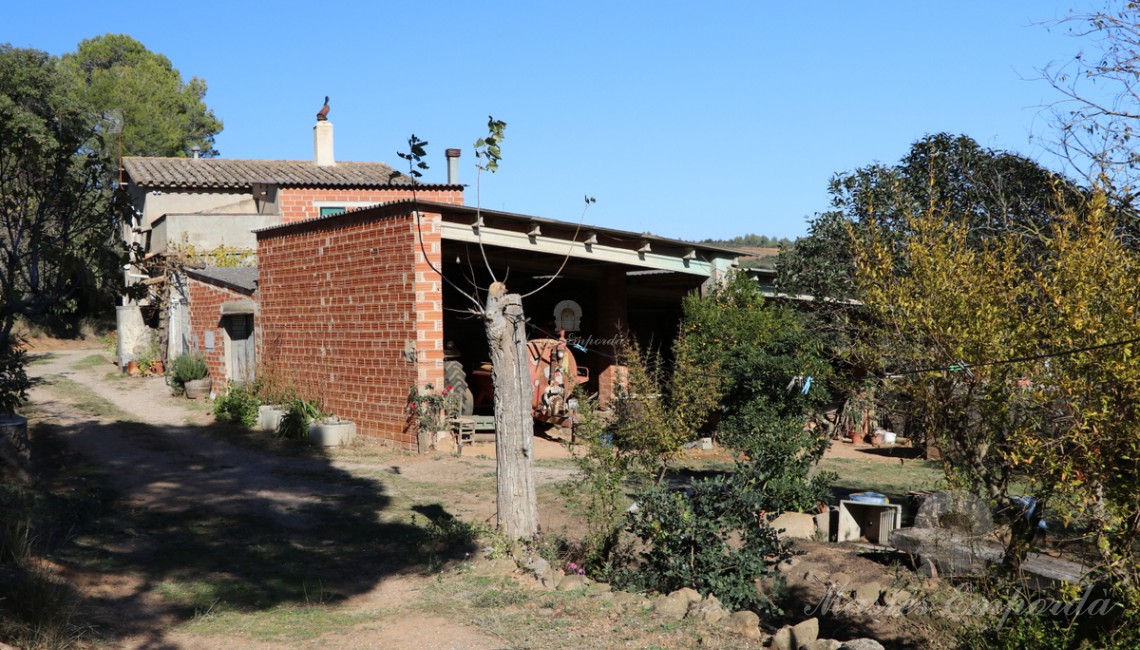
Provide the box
[3,1,1093,241]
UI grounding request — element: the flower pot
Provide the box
[258,404,287,432]
[184,378,212,400]
[127,360,141,377]
[151,360,165,375]
[308,419,357,447]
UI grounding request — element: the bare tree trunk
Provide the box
[485,281,539,539]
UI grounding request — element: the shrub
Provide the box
[0,342,29,415]
[618,466,794,614]
[561,392,641,577]
[276,399,323,441]
[169,353,208,394]
[213,384,261,427]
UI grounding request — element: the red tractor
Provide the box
[446,332,588,429]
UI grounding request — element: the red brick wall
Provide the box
[186,277,252,386]
[277,187,464,223]
[256,207,444,450]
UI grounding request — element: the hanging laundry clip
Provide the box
[948,360,974,378]
[786,375,814,394]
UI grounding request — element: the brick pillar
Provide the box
[413,211,445,390]
[596,267,627,406]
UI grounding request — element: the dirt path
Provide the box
[28,348,509,650]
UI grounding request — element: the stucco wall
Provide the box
[152,213,284,254]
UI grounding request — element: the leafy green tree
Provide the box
[614,274,834,610]
[851,190,1140,644]
[677,273,831,461]
[778,133,1086,303]
[61,34,222,157]
[0,45,128,407]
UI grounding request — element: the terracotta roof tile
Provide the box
[122,157,430,189]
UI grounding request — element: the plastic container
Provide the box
[848,491,890,504]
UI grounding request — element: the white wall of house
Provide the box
[151,213,283,254]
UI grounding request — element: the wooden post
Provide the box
[485,282,539,538]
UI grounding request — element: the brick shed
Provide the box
[182,267,259,386]
[255,199,741,451]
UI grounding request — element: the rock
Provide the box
[721,610,762,639]
[471,557,517,578]
[540,572,563,590]
[687,594,728,624]
[778,556,802,572]
[668,587,703,604]
[588,581,612,594]
[523,555,550,578]
[851,581,882,607]
[828,572,852,589]
[838,640,885,650]
[612,590,650,609]
[792,616,819,646]
[806,641,842,650]
[653,593,691,621]
[882,588,912,608]
[755,574,782,598]
[770,625,794,650]
[557,574,591,591]
[770,511,819,539]
[913,490,994,534]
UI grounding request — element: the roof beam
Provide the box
[441,222,714,277]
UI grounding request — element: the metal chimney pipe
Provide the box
[445,148,461,184]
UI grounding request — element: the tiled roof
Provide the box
[122,157,429,189]
[184,266,259,294]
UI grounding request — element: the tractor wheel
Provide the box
[444,360,475,416]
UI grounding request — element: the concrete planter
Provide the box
[184,378,212,400]
[258,405,287,432]
[308,419,356,447]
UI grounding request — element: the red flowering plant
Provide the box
[406,383,461,433]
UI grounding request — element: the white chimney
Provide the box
[314,120,335,166]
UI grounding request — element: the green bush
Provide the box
[0,343,29,415]
[213,384,261,427]
[169,353,208,394]
[276,399,323,441]
[561,392,641,578]
[617,464,797,614]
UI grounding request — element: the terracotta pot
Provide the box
[127,361,141,377]
[151,360,165,375]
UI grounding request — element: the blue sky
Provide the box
[4,1,1093,241]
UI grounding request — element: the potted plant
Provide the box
[254,374,292,432]
[275,398,323,441]
[308,413,357,447]
[407,383,460,452]
[171,353,210,399]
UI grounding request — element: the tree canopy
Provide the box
[777,133,1087,303]
[61,34,222,157]
[851,189,1140,644]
